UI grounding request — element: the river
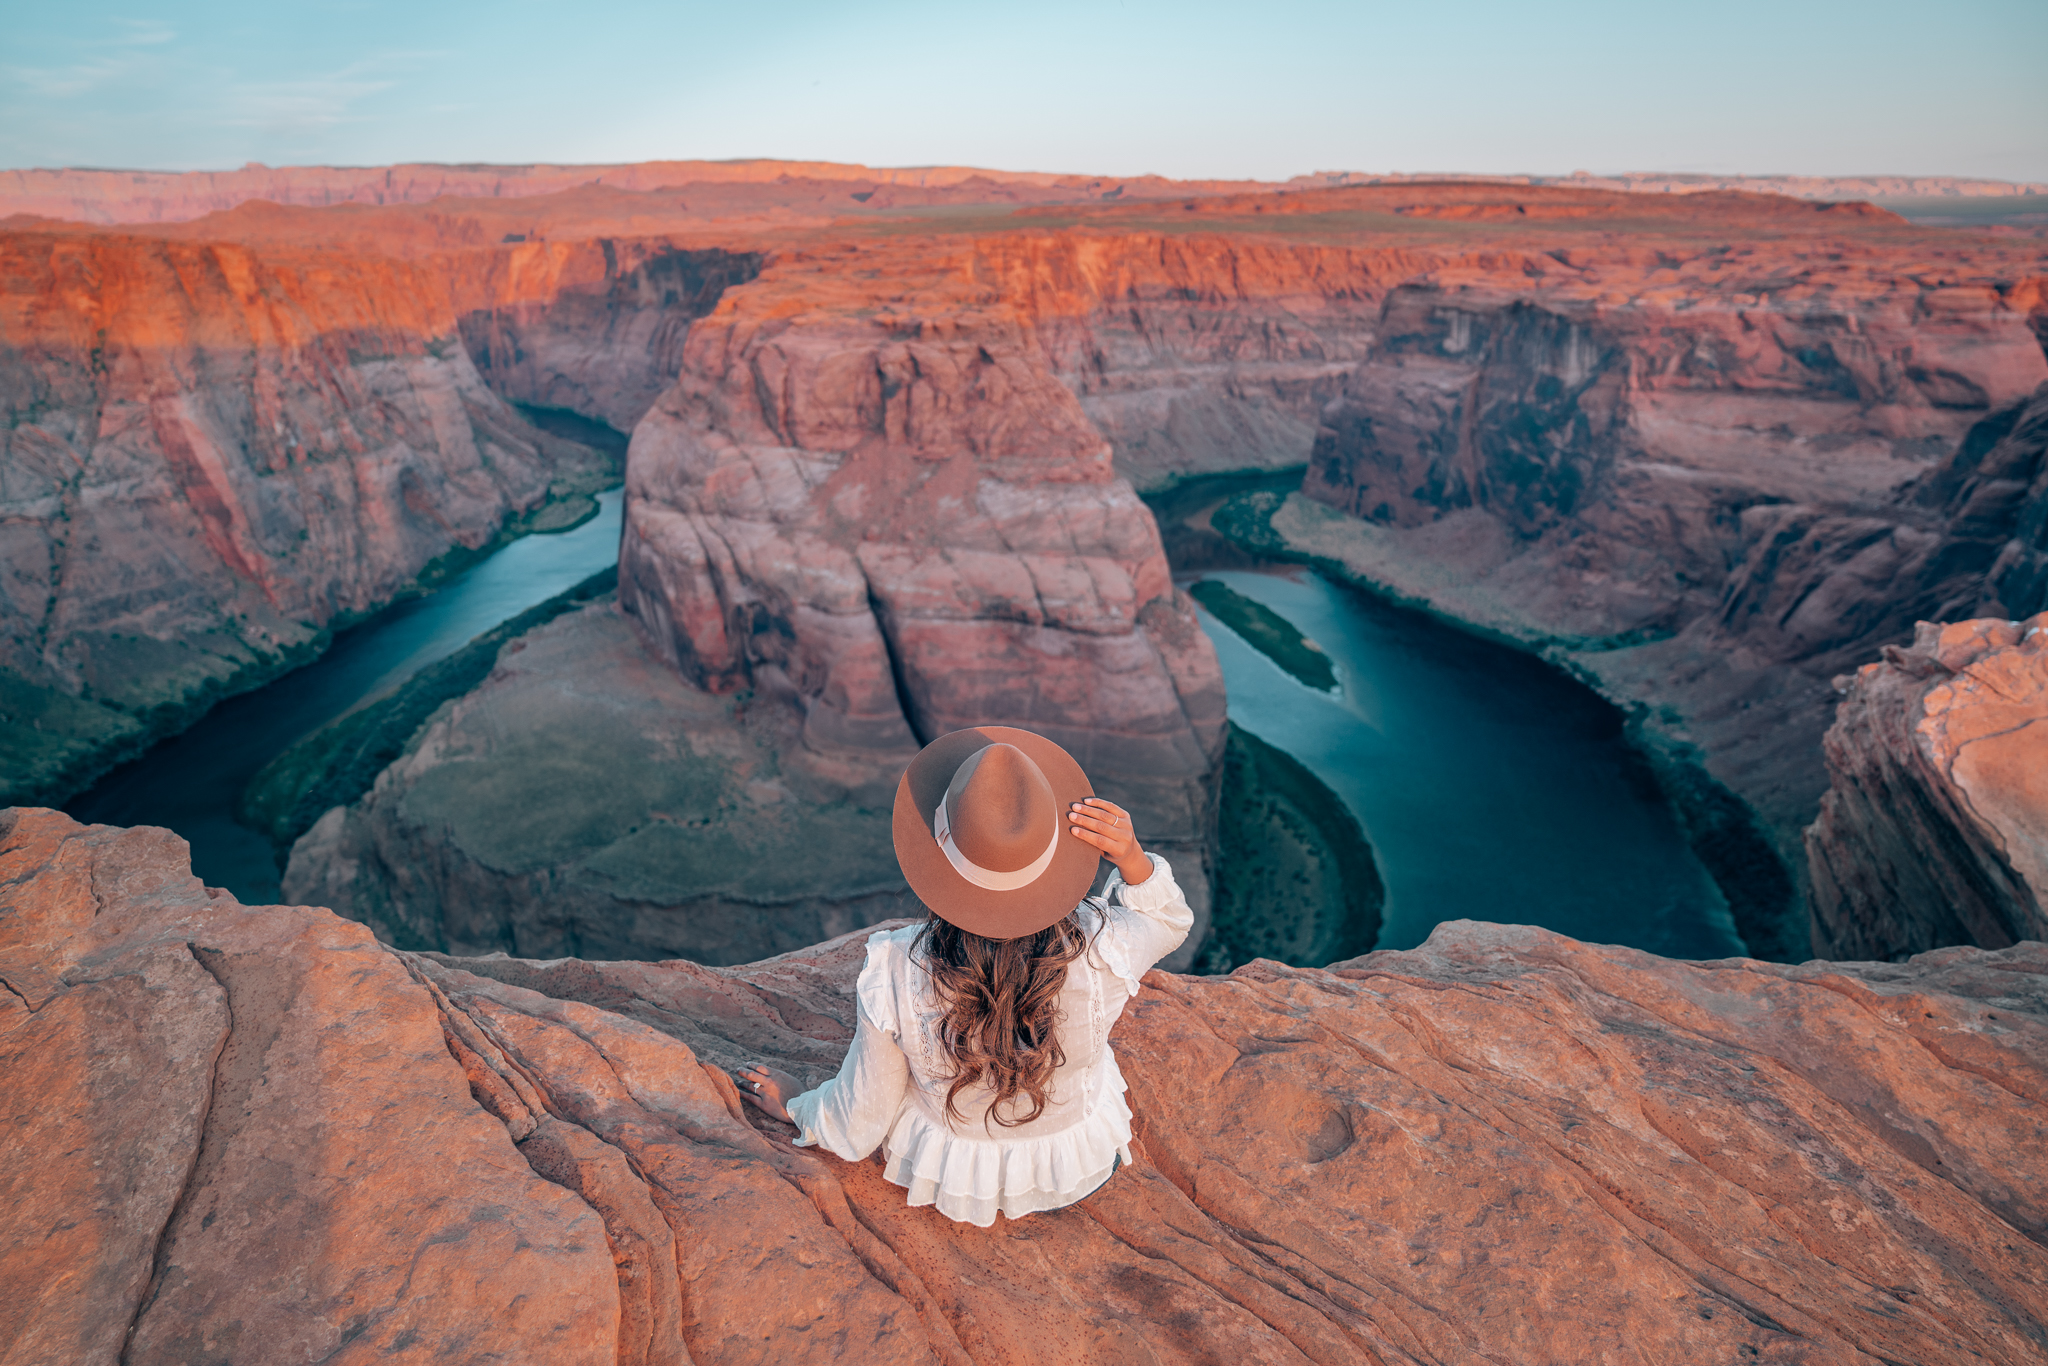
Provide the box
[65,490,626,906]
[64,484,1744,961]
[1193,568,1746,958]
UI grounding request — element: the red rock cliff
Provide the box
[0,227,614,804]
[6,806,2045,1364]
[616,240,1230,907]
[1806,615,2048,959]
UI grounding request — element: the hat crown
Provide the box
[943,743,1057,873]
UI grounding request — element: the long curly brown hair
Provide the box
[914,909,1093,1128]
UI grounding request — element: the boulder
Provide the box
[1806,614,2048,959]
[9,806,2046,1365]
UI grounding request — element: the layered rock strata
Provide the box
[0,228,617,806]
[616,245,1230,922]
[9,807,2048,1365]
[1806,615,2048,959]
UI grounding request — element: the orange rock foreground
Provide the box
[3,805,2044,1365]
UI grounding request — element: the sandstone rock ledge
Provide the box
[5,809,2046,1366]
[1807,614,2048,960]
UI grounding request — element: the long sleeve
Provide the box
[1099,853,1194,985]
[785,1007,911,1162]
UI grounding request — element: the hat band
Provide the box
[932,801,1060,893]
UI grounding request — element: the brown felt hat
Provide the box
[892,726,1098,940]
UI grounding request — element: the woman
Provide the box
[738,725,1191,1227]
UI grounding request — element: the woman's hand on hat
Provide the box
[736,1063,801,1123]
[1069,797,1153,885]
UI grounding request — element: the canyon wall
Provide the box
[9,806,2048,1365]
[1806,615,2048,959]
[456,244,763,435]
[15,181,2046,967]
[615,242,1230,916]
[976,233,1402,490]
[1196,216,2047,955]
[0,227,617,806]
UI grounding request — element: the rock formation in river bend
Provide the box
[615,243,1229,912]
[0,227,617,807]
[9,806,2048,1365]
[1805,615,2048,960]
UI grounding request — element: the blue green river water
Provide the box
[66,491,626,905]
[1193,569,1744,958]
[66,494,1740,961]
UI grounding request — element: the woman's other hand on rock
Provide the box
[737,1063,801,1123]
[1068,797,1152,885]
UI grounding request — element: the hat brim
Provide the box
[892,726,1098,940]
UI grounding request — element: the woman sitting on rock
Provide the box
[738,726,1192,1227]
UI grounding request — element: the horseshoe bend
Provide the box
[2,163,2047,1362]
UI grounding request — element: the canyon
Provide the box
[8,160,2048,1358]
[6,804,2045,1365]
[6,168,2047,964]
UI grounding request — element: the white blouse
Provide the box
[786,854,1193,1227]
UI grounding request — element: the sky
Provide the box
[5,0,2046,183]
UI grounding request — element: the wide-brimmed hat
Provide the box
[892,726,1098,940]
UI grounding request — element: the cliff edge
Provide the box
[1807,615,2048,960]
[5,807,2044,1365]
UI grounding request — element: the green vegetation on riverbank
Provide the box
[1189,579,1338,692]
[1196,723,1384,974]
[1208,487,1801,962]
[238,565,619,850]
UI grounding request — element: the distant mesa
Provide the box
[2,157,2042,225]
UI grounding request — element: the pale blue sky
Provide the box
[5,0,2045,181]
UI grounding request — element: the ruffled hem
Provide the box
[879,1070,1135,1228]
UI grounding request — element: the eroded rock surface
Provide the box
[0,809,618,1366]
[9,806,2047,1365]
[1806,615,2048,960]
[14,180,2047,969]
[455,244,763,436]
[1211,253,2047,955]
